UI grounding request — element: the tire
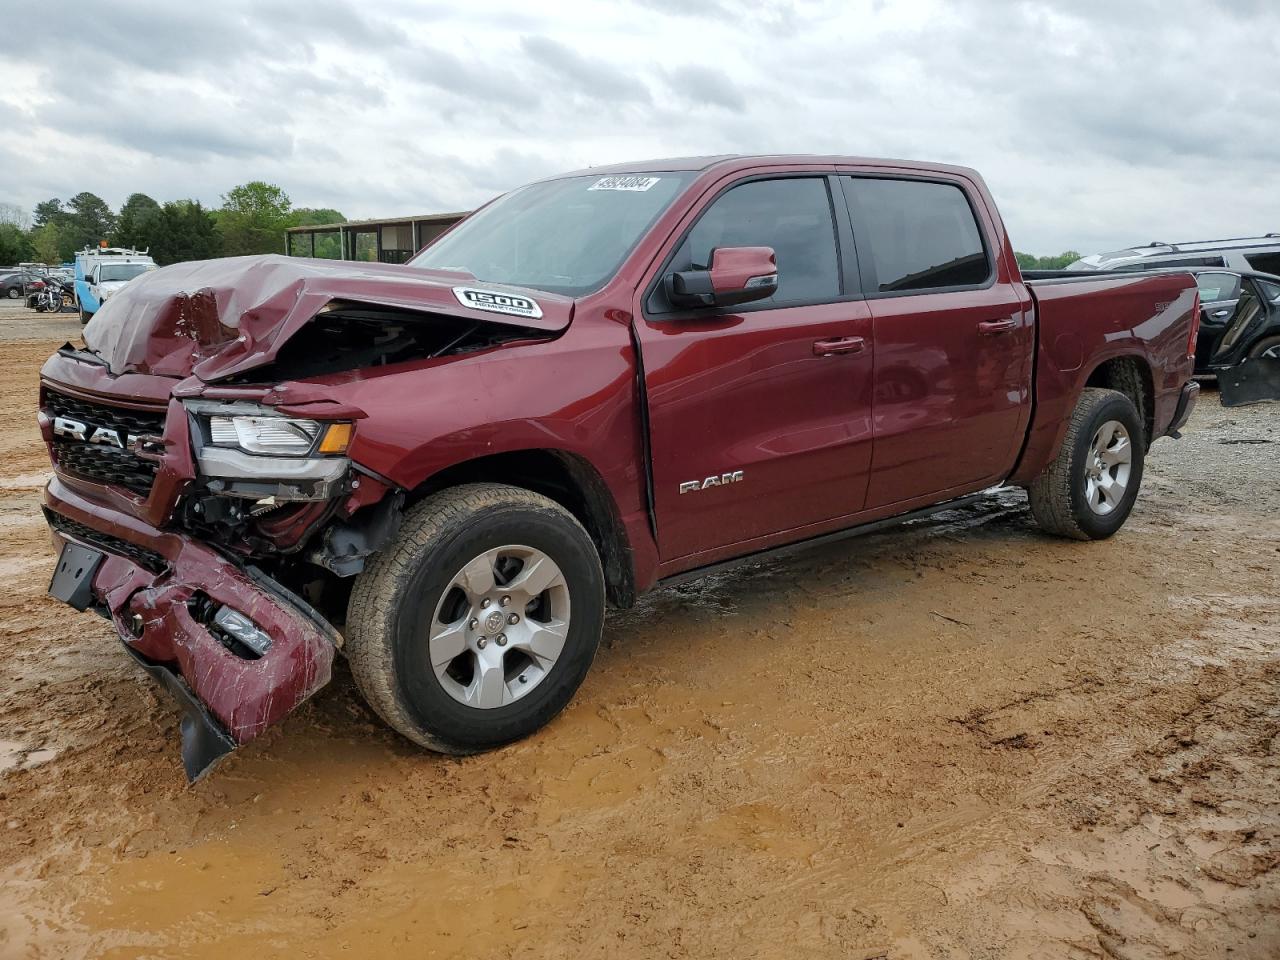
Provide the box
[1027,387,1145,541]
[78,299,92,324]
[1247,335,1280,360]
[5,288,17,299]
[345,483,605,754]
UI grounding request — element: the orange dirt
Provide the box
[1,313,1278,959]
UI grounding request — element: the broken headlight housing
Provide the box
[186,401,354,501]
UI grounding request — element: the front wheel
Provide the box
[1027,387,1145,540]
[345,483,605,754]
[5,288,17,299]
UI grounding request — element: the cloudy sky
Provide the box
[1,0,1276,255]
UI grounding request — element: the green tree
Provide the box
[32,222,62,265]
[32,198,65,229]
[1015,250,1084,271]
[113,193,162,250]
[62,192,118,256]
[149,200,222,265]
[217,181,292,256]
[0,223,33,265]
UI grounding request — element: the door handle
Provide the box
[1212,309,1231,319]
[977,317,1018,335]
[813,336,866,356]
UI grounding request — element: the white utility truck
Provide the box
[74,246,157,323]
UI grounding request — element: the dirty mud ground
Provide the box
[1,310,1278,959]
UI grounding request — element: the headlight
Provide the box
[186,402,355,501]
[204,414,351,457]
[209,415,321,455]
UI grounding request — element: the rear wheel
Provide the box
[1027,387,1145,540]
[1248,335,1280,360]
[345,483,605,754]
[5,288,17,299]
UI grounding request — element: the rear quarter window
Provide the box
[844,178,990,293]
[1245,251,1280,276]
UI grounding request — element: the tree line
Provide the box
[1014,251,1083,270]
[0,184,344,267]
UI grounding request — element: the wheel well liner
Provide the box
[1085,356,1154,447]
[410,450,636,607]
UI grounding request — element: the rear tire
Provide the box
[1027,387,1145,541]
[1247,335,1280,360]
[5,288,17,299]
[345,483,605,754]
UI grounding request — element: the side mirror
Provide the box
[668,246,778,308]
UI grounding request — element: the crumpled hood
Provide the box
[82,255,574,380]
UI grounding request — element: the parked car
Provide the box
[1,271,41,299]
[1067,234,1280,275]
[38,155,1200,779]
[1187,268,1280,371]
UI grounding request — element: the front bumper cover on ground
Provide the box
[44,476,340,780]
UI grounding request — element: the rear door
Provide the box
[635,173,875,560]
[840,174,1034,508]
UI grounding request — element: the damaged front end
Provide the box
[40,255,568,779]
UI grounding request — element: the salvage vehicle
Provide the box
[1067,234,1280,275]
[38,156,1201,778]
[1187,268,1280,370]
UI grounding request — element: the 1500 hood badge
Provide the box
[453,286,543,320]
[679,470,744,494]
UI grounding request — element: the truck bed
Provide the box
[1011,270,1199,485]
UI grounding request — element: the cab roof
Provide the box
[551,154,982,181]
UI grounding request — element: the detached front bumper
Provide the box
[44,476,339,780]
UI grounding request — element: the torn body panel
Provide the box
[80,255,572,381]
[46,476,339,780]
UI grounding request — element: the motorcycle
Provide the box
[33,280,64,314]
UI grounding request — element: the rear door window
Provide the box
[1139,256,1226,269]
[844,178,991,293]
[1196,272,1242,303]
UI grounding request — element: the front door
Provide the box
[635,174,875,561]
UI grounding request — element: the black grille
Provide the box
[44,509,168,573]
[44,388,166,496]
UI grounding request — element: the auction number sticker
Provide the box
[588,175,661,192]
[453,286,544,320]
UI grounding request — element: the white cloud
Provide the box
[1,0,1276,255]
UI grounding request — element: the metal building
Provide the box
[284,212,468,264]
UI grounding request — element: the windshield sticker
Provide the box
[453,286,544,320]
[588,175,661,192]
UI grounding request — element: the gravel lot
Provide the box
[1,303,1277,959]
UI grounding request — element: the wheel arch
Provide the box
[409,448,637,608]
[1084,354,1154,448]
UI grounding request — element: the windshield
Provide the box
[99,263,153,282]
[410,172,694,295]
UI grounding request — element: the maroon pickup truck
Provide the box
[38,156,1200,778]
